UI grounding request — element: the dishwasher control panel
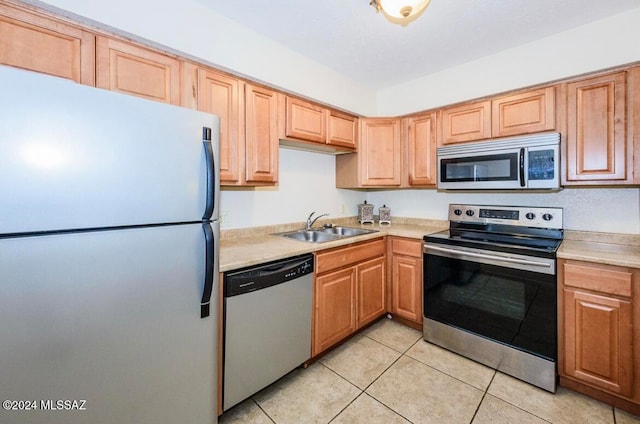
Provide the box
[224,254,314,297]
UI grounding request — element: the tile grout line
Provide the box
[249,397,277,424]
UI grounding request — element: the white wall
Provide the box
[35,0,377,115]
[366,188,640,234]
[219,148,363,229]
[377,7,640,115]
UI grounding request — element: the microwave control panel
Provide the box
[528,149,555,180]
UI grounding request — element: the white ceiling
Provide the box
[194,0,640,90]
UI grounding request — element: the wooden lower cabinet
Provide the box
[388,237,423,326]
[559,259,640,414]
[313,238,386,356]
[314,267,357,354]
[357,256,386,328]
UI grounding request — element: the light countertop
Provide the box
[220,220,446,272]
[220,219,640,272]
[557,238,640,268]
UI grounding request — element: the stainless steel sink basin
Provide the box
[317,226,378,237]
[278,226,378,243]
[281,230,341,243]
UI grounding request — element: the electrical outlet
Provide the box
[340,203,346,214]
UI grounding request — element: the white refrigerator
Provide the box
[0,66,219,424]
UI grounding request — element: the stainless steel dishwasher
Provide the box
[222,253,314,411]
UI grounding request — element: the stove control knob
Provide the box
[454,209,463,216]
[465,210,475,217]
[542,213,553,221]
[525,212,536,220]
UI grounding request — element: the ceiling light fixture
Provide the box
[370,0,432,26]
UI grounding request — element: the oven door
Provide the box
[423,243,556,361]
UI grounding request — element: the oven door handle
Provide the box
[425,245,553,270]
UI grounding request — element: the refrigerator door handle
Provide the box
[201,221,214,318]
[202,127,215,220]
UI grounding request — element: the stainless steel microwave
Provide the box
[437,132,560,190]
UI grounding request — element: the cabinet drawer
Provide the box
[563,262,632,297]
[390,237,422,258]
[316,238,385,275]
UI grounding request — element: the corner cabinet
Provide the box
[0,2,95,85]
[313,238,386,356]
[563,72,632,185]
[388,237,423,326]
[336,118,401,188]
[558,259,639,413]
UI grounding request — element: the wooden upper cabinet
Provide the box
[0,2,94,85]
[492,87,555,137]
[280,95,357,151]
[196,68,244,184]
[359,118,402,186]
[244,83,278,184]
[564,72,629,184]
[283,96,326,143]
[439,100,491,145]
[336,118,401,188]
[405,112,437,186]
[96,37,181,105]
[328,110,358,149]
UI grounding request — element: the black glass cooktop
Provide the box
[424,228,562,259]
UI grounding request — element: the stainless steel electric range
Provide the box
[423,204,563,392]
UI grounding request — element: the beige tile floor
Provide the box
[219,319,640,424]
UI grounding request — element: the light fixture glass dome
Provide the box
[371,0,432,26]
[378,0,432,20]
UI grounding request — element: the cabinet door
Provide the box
[284,97,326,143]
[96,37,181,105]
[313,267,356,356]
[360,118,401,186]
[356,256,386,328]
[563,288,633,396]
[565,72,629,183]
[244,84,278,184]
[328,110,357,149]
[492,87,555,137]
[439,100,491,145]
[0,3,94,85]
[406,113,437,186]
[197,69,243,184]
[391,254,422,324]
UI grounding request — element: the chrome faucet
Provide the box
[305,211,329,230]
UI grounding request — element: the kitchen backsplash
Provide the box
[221,149,640,235]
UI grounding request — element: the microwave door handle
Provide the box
[519,148,526,187]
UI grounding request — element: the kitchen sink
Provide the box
[278,226,378,243]
[281,230,341,243]
[317,226,378,237]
